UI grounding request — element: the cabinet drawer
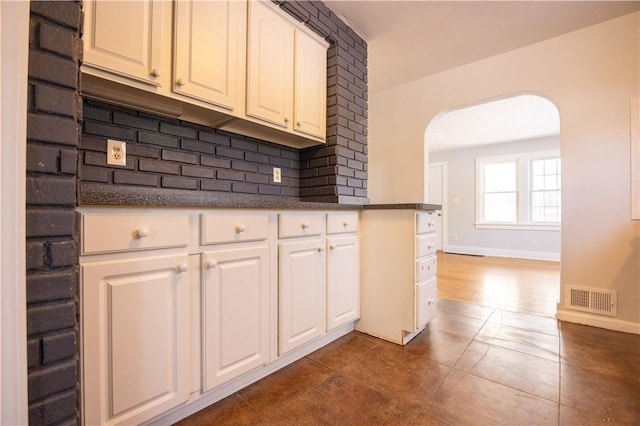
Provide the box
[81,214,189,254]
[416,255,437,282]
[416,276,437,329]
[416,211,438,234]
[279,212,323,238]
[415,234,438,258]
[327,212,359,234]
[201,212,269,245]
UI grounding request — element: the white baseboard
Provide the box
[444,244,560,261]
[557,309,640,335]
[146,323,355,425]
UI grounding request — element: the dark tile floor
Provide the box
[176,299,640,425]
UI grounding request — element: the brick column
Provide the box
[26,2,82,424]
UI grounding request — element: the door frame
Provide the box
[428,162,448,252]
[0,1,29,423]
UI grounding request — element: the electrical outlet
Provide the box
[107,139,126,166]
[273,167,281,183]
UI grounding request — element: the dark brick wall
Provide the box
[277,1,368,203]
[80,101,301,197]
[26,1,81,425]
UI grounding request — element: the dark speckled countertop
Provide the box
[78,183,441,211]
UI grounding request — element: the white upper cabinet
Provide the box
[173,0,245,112]
[246,0,294,128]
[83,0,167,87]
[294,30,327,139]
[82,0,328,148]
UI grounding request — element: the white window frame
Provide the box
[475,150,561,231]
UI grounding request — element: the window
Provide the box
[476,150,561,230]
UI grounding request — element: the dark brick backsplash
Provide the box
[80,99,303,197]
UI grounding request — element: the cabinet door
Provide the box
[82,254,189,426]
[279,238,326,354]
[416,276,438,330]
[294,31,327,139]
[246,1,294,128]
[202,245,270,391]
[326,235,360,330]
[174,0,245,112]
[83,0,165,86]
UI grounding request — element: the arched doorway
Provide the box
[424,94,561,316]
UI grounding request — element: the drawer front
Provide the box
[279,212,324,238]
[416,211,438,234]
[201,212,269,245]
[327,212,359,234]
[82,213,189,254]
[416,255,437,282]
[416,277,437,329]
[415,234,438,258]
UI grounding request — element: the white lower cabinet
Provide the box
[278,237,326,354]
[358,208,439,345]
[82,254,190,426]
[326,235,360,330]
[202,244,270,391]
[80,208,360,425]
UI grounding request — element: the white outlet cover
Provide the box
[107,139,126,166]
[273,167,282,183]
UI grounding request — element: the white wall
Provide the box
[368,12,640,330]
[430,136,561,261]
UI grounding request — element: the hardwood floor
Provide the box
[436,252,560,318]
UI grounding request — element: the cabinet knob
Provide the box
[296,122,301,127]
[176,263,189,273]
[428,222,434,227]
[427,298,435,306]
[301,222,310,230]
[150,68,161,77]
[316,246,323,252]
[284,118,289,124]
[427,244,434,250]
[234,225,246,234]
[134,228,150,239]
[205,259,218,269]
[176,78,185,87]
[342,221,349,227]
[329,244,336,250]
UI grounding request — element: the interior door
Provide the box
[428,163,446,251]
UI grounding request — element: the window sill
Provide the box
[474,222,561,231]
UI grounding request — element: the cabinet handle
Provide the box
[301,222,310,230]
[205,260,218,269]
[176,78,185,87]
[342,221,349,227]
[427,298,435,306]
[427,244,434,250]
[316,246,324,252]
[176,263,189,273]
[234,225,246,234]
[329,244,336,250]
[134,228,150,239]
[150,68,161,77]
[284,118,289,124]
[428,222,434,227]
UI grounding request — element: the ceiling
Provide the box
[426,95,560,152]
[323,1,640,93]
[322,0,638,150]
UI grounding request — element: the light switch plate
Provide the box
[273,167,281,183]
